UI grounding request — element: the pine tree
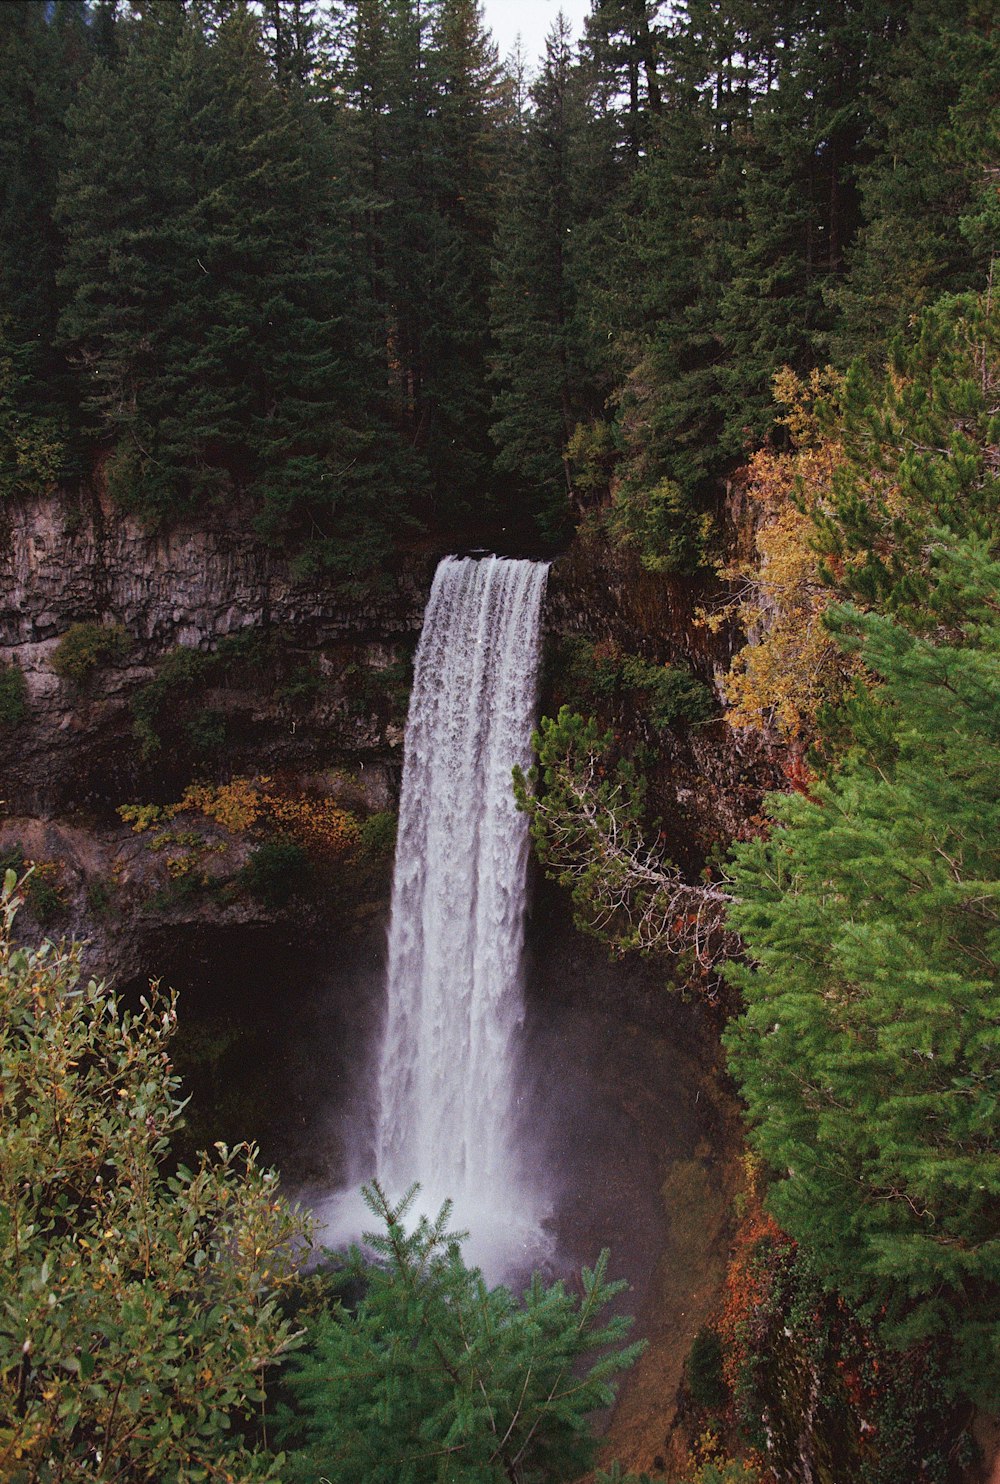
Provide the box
[724,542,1000,1406]
[337,0,510,526]
[716,0,907,453]
[276,1183,644,1484]
[57,1,412,581]
[830,0,999,365]
[723,294,1000,1404]
[490,17,612,542]
[0,0,91,496]
[584,0,663,159]
[604,0,751,565]
[814,292,1000,626]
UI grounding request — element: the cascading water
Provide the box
[372,554,550,1270]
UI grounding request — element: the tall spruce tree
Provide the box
[724,548,1000,1405]
[0,0,92,498]
[338,0,509,526]
[724,293,1000,1406]
[830,0,999,365]
[57,0,410,581]
[490,16,612,542]
[604,0,750,566]
[716,0,908,453]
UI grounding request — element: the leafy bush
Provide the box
[275,662,322,706]
[130,630,286,757]
[554,637,713,730]
[0,322,67,500]
[358,809,397,863]
[0,872,309,1478]
[184,707,228,755]
[0,659,28,727]
[0,845,66,924]
[132,644,213,757]
[685,1326,727,1409]
[609,477,714,574]
[240,836,311,907]
[619,653,714,728]
[51,621,130,685]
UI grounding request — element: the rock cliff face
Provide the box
[0,493,780,983]
[0,490,435,814]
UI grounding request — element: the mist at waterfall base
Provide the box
[313,555,556,1280]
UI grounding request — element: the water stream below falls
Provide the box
[320,554,552,1274]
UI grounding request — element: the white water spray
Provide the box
[371,554,550,1270]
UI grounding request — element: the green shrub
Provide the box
[85,877,114,919]
[131,631,273,757]
[358,810,397,862]
[0,659,28,727]
[554,637,713,730]
[276,663,322,706]
[619,654,714,729]
[132,645,212,757]
[275,1184,643,1484]
[240,836,310,907]
[0,872,308,1477]
[685,1325,727,1409]
[51,621,131,685]
[609,477,714,574]
[0,845,66,924]
[184,708,228,756]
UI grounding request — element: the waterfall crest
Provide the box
[373,554,549,1267]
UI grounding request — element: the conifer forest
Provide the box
[1,0,999,1480]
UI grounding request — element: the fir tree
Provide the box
[724,540,1000,1406]
[814,292,1000,625]
[57,1,411,581]
[276,1182,644,1484]
[489,17,611,542]
[830,0,999,365]
[0,0,91,496]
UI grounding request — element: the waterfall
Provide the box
[373,554,549,1267]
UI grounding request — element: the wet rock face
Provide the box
[0,493,436,813]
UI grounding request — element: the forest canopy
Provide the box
[1,0,995,579]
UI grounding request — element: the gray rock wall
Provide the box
[0,492,436,812]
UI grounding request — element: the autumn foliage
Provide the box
[715,1157,794,1402]
[711,369,857,739]
[119,775,362,873]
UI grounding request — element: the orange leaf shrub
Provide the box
[178,778,266,834]
[709,369,859,740]
[119,777,362,867]
[716,1156,794,1398]
[259,789,361,859]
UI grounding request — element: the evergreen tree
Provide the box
[604,0,751,565]
[57,1,411,581]
[724,292,1000,1406]
[724,541,1000,1406]
[716,0,907,453]
[0,0,91,496]
[830,0,999,365]
[490,17,612,542]
[338,0,510,526]
[276,1183,644,1484]
[814,292,1000,625]
[584,0,663,158]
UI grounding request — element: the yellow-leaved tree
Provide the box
[712,368,857,740]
